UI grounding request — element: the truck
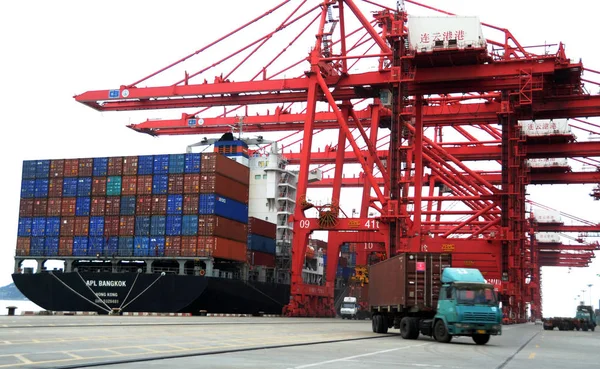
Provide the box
[369,253,502,345]
[543,305,597,331]
[340,296,370,320]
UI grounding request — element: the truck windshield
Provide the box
[456,287,496,305]
[341,303,355,308]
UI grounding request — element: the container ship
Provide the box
[12,139,331,315]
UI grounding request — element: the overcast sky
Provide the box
[1,0,599,317]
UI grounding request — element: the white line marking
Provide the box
[14,354,33,364]
[289,343,430,369]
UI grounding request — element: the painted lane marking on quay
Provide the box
[528,352,536,359]
[14,355,32,364]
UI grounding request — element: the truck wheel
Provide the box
[372,315,379,333]
[591,326,595,332]
[472,334,490,345]
[433,320,452,343]
[583,325,589,332]
[400,317,413,339]
[379,315,388,334]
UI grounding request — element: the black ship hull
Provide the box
[12,272,291,315]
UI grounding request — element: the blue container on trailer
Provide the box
[73,236,88,256]
[247,234,276,254]
[184,153,201,173]
[120,196,136,215]
[118,237,134,257]
[152,175,168,194]
[336,266,343,277]
[87,237,104,256]
[198,194,249,224]
[182,215,198,236]
[21,180,35,198]
[75,197,91,216]
[89,216,105,236]
[35,160,50,178]
[150,215,166,235]
[153,155,169,174]
[34,179,49,198]
[106,176,122,196]
[149,236,165,257]
[340,243,350,253]
[323,255,327,267]
[62,178,78,197]
[168,154,185,174]
[166,215,182,236]
[77,178,92,197]
[134,236,150,257]
[45,217,60,237]
[93,158,108,177]
[138,155,154,175]
[135,216,151,236]
[167,194,183,215]
[18,217,32,237]
[45,237,59,256]
[32,217,46,237]
[103,237,119,256]
[30,237,46,256]
[22,161,37,179]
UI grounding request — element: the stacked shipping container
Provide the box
[17,153,250,262]
[246,217,277,268]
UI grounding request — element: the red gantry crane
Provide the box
[75,0,600,321]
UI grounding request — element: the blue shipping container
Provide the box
[166,215,182,236]
[30,237,46,256]
[184,153,201,173]
[198,194,248,224]
[75,197,91,216]
[182,215,198,236]
[149,237,165,257]
[120,196,136,215]
[138,155,154,175]
[21,180,35,198]
[22,161,37,179]
[89,216,105,236]
[135,216,151,236]
[87,237,104,256]
[77,178,92,197]
[93,157,108,177]
[35,160,50,178]
[34,179,49,198]
[168,154,185,174]
[73,236,88,256]
[150,215,166,235]
[118,237,134,257]
[167,194,183,215]
[45,217,61,237]
[45,237,59,256]
[134,236,150,257]
[153,155,169,174]
[18,217,32,237]
[62,178,78,197]
[32,217,46,237]
[104,237,119,256]
[247,234,276,254]
[152,175,168,194]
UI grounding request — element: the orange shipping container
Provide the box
[152,195,167,215]
[90,197,106,216]
[123,156,139,175]
[199,236,247,262]
[136,175,153,195]
[199,173,249,204]
[74,217,90,236]
[47,198,62,216]
[92,178,107,196]
[104,216,120,236]
[105,197,121,216]
[16,237,30,256]
[79,158,93,177]
[61,198,76,216]
[136,195,152,215]
[183,194,199,214]
[60,217,75,236]
[33,199,48,216]
[119,216,135,236]
[19,199,34,217]
[183,174,200,193]
[122,176,137,195]
[168,174,184,193]
[50,159,64,177]
[200,153,250,185]
[64,159,79,177]
[165,236,181,256]
[181,236,198,257]
[59,237,73,256]
[48,178,63,197]
[107,157,123,176]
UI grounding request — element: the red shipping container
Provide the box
[198,215,247,243]
[119,216,135,236]
[123,156,139,175]
[168,174,184,193]
[105,197,121,216]
[248,217,277,239]
[183,174,200,193]
[92,178,107,196]
[79,158,93,177]
[107,157,123,176]
[59,237,73,256]
[136,175,153,195]
[47,198,62,216]
[64,159,79,177]
[104,216,120,236]
[183,194,199,214]
[49,159,64,177]
[61,198,76,216]
[60,217,75,236]
[33,199,48,216]
[90,197,106,216]
[200,153,250,185]
[48,178,63,197]
[200,236,246,262]
[165,236,181,256]
[74,217,90,236]
[181,236,198,257]
[152,195,167,215]
[16,237,30,256]
[19,199,34,217]
[199,173,249,204]
[248,250,276,268]
[136,195,152,215]
[122,176,137,195]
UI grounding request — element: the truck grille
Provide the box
[463,312,496,322]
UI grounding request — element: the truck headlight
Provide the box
[493,325,501,330]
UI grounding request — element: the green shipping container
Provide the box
[106,176,122,196]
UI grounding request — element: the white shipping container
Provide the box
[407,16,486,53]
[527,158,570,168]
[535,232,561,243]
[519,119,572,136]
[533,209,562,224]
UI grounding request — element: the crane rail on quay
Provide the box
[74,0,600,321]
